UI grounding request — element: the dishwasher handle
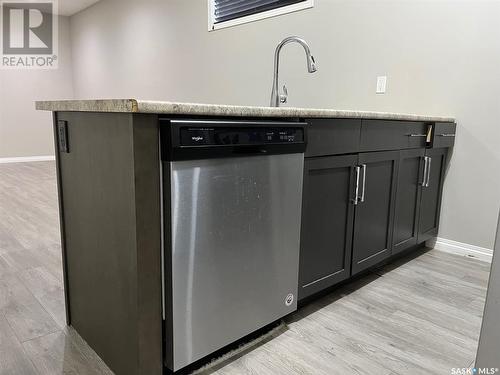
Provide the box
[232,146,268,155]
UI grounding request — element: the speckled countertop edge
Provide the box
[35,99,456,123]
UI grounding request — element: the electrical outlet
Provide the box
[376,76,387,94]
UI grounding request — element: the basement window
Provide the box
[208,0,314,31]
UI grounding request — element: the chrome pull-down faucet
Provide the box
[270,36,317,107]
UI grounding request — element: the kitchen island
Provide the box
[36,99,456,375]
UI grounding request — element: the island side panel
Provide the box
[131,114,163,375]
[52,114,71,326]
[54,112,162,375]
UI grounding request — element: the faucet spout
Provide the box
[270,36,317,107]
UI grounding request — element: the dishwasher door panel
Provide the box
[168,153,304,371]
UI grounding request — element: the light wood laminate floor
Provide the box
[0,162,491,375]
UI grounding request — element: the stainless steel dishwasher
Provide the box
[160,119,306,372]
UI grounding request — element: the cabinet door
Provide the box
[299,155,358,300]
[352,151,399,275]
[392,148,425,255]
[418,148,448,242]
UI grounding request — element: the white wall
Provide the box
[70,0,500,250]
[0,16,74,158]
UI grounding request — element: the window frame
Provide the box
[208,0,314,31]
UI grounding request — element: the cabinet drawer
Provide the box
[305,119,360,157]
[432,122,456,148]
[360,120,429,151]
[407,122,430,149]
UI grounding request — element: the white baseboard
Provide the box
[428,237,493,263]
[0,156,55,164]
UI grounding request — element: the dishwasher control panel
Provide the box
[162,119,307,161]
[180,127,304,147]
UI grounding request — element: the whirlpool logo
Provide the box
[1,0,58,69]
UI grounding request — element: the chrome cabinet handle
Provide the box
[408,134,427,137]
[353,166,360,205]
[437,133,455,137]
[360,164,367,203]
[421,157,429,186]
[425,157,432,187]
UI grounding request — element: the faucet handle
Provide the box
[279,84,288,104]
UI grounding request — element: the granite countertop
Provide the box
[35,99,455,122]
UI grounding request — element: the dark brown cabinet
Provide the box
[418,148,448,242]
[360,120,429,152]
[299,150,399,297]
[299,155,357,299]
[48,109,456,374]
[351,151,399,274]
[392,148,425,255]
[304,119,361,157]
[432,123,456,148]
[299,119,454,301]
